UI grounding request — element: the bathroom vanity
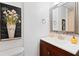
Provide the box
[40,2,79,56]
[41,2,79,56]
[40,37,79,56]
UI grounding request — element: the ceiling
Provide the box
[63,2,75,10]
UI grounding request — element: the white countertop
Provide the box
[41,36,79,55]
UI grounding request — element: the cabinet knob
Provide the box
[48,51,50,55]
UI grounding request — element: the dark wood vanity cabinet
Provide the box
[40,40,75,56]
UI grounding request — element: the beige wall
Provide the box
[67,10,75,32]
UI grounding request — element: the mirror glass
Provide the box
[50,2,77,34]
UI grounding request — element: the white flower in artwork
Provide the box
[7,10,11,13]
[13,14,17,17]
[7,10,13,15]
[9,12,13,15]
[3,11,7,15]
[19,20,21,23]
[12,9,16,14]
[6,14,8,16]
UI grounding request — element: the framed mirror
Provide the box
[50,2,79,34]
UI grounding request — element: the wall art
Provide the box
[0,3,21,40]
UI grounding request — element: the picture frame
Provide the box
[0,3,21,40]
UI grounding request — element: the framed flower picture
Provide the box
[0,3,21,40]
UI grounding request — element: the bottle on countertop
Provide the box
[71,35,78,44]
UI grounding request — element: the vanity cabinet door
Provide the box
[40,40,75,56]
[40,40,51,56]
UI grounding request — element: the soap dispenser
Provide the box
[71,35,78,44]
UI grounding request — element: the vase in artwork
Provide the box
[7,24,16,38]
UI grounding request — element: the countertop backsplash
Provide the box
[49,32,79,40]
